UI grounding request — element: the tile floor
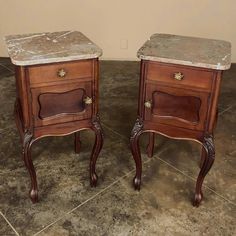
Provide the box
[0,58,235,235]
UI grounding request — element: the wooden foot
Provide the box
[133,176,141,190]
[22,132,38,203]
[146,132,155,158]
[90,172,98,187]
[130,117,143,191]
[90,116,104,187]
[74,132,81,154]
[194,134,215,207]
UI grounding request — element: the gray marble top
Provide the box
[137,34,231,70]
[4,31,103,66]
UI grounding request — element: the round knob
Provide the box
[173,72,184,81]
[84,96,93,105]
[57,68,67,78]
[144,100,152,109]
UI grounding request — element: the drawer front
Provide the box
[146,62,213,91]
[31,81,93,127]
[28,60,93,85]
[144,83,210,131]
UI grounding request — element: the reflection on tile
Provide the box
[99,61,139,138]
[39,159,236,236]
[100,97,137,139]
[0,57,15,72]
[0,59,235,235]
[0,65,14,79]
[153,108,236,204]
[218,65,236,112]
[0,75,15,131]
[0,127,134,235]
[99,61,236,205]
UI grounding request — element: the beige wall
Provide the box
[0,0,235,62]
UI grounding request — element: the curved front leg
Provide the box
[90,116,104,187]
[194,134,215,207]
[199,147,207,169]
[74,132,81,154]
[130,117,144,190]
[146,132,155,158]
[22,132,38,203]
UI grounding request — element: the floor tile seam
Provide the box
[101,122,129,141]
[2,116,234,234]
[101,123,236,206]
[0,211,20,236]
[32,126,155,235]
[219,104,234,116]
[33,156,154,236]
[156,156,236,206]
[0,124,15,134]
[33,167,140,236]
[0,63,14,73]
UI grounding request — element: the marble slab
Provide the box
[137,34,231,70]
[4,31,103,66]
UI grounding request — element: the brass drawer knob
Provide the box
[144,100,152,109]
[174,72,184,81]
[57,68,67,78]
[84,96,93,105]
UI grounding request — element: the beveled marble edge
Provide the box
[4,30,103,66]
[137,33,231,71]
[137,54,231,70]
[9,53,102,66]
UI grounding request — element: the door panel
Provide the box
[38,88,85,119]
[144,83,209,131]
[31,81,93,127]
[152,91,201,123]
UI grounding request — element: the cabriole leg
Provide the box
[22,133,38,203]
[200,147,207,169]
[194,134,215,207]
[90,116,104,187]
[130,117,144,190]
[146,132,155,158]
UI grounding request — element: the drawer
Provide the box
[146,62,213,91]
[28,60,93,85]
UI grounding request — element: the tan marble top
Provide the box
[137,34,231,70]
[4,31,103,66]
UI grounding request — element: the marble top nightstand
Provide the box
[5,30,102,66]
[137,33,231,70]
[131,33,231,207]
[5,31,104,203]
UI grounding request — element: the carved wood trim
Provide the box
[130,117,144,140]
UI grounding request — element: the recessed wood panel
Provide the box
[38,89,85,119]
[144,83,210,131]
[152,91,201,123]
[31,81,93,127]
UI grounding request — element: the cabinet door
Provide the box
[144,83,210,131]
[31,81,93,127]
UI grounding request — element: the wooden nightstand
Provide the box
[5,31,104,203]
[130,34,231,207]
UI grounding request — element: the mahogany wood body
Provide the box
[14,58,104,203]
[130,60,222,207]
